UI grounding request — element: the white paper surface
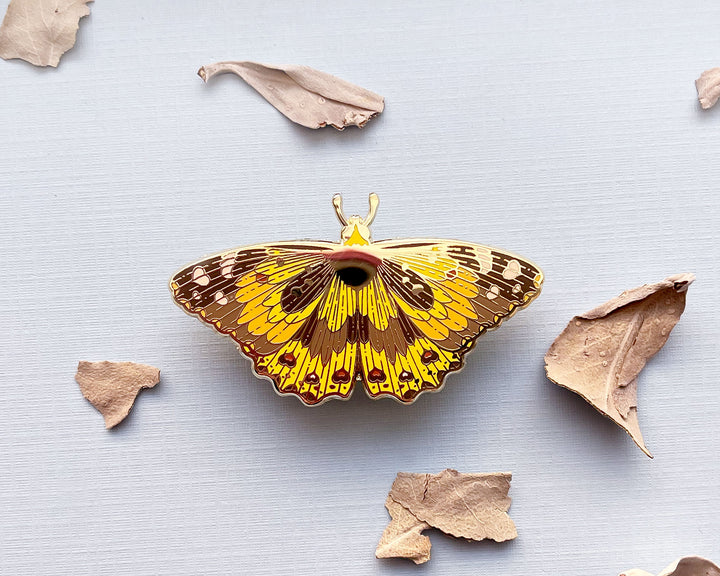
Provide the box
[1,1,719,574]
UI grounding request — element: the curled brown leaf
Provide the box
[376,469,516,564]
[696,68,720,110]
[545,273,694,457]
[198,61,384,130]
[76,361,160,429]
[0,0,93,67]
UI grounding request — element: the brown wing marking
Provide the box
[358,336,472,402]
[241,338,358,405]
[354,239,542,402]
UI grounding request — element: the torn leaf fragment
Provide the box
[0,0,93,67]
[376,496,432,565]
[198,61,384,130]
[76,361,160,429]
[545,273,694,458]
[621,555,720,576]
[696,68,720,110]
[376,469,516,564]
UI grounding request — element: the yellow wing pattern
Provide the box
[170,237,542,405]
[170,242,351,404]
[356,239,543,401]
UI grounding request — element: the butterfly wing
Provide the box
[171,238,542,405]
[170,241,359,405]
[356,239,543,402]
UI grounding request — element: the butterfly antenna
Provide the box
[333,194,347,226]
[332,194,349,225]
[364,193,379,226]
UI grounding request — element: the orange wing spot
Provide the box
[421,349,439,364]
[238,339,357,405]
[368,367,386,383]
[332,368,351,384]
[279,352,296,367]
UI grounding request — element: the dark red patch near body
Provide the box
[332,368,351,384]
[368,368,386,383]
[325,248,382,267]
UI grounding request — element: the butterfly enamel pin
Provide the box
[170,194,543,405]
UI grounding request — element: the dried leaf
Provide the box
[0,0,93,67]
[375,497,431,565]
[621,556,720,576]
[376,469,516,564]
[75,361,160,429]
[696,68,720,110]
[545,273,694,458]
[198,61,384,130]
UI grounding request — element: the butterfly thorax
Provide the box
[340,217,372,246]
[334,193,377,246]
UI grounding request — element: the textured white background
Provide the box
[1,2,719,574]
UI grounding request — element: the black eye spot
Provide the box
[337,266,369,287]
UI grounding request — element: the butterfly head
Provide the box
[332,193,379,246]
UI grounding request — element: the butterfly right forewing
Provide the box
[350,239,543,402]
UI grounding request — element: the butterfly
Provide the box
[169,194,543,405]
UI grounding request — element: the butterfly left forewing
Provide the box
[170,241,360,404]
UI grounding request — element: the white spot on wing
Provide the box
[486,285,500,300]
[503,259,521,280]
[192,266,211,286]
[214,291,228,305]
[220,256,234,279]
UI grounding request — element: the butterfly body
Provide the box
[170,195,543,405]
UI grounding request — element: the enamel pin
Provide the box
[170,195,543,405]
